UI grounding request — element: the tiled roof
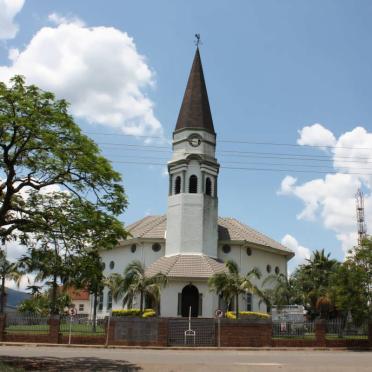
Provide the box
[145,254,227,278]
[125,215,292,255]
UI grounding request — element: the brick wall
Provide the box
[218,319,272,347]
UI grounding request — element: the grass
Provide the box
[326,334,368,340]
[0,362,25,372]
[5,323,105,336]
[272,334,316,340]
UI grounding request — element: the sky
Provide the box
[1,0,372,274]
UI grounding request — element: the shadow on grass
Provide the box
[0,356,142,372]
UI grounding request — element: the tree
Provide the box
[69,250,105,332]
[292,249,339,318]
[106,260,167,313]
[18,191,127,316]
[0,76,127,241]
[208,260,262,319]
[0,249,22,313]
[262,273,301,310]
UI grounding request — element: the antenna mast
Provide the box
[356,188,367,246]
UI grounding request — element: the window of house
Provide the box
[266,264,272,273]
[175,176,181,194]
[275,266,280,275]
[79,304,84,312]
[246,247,252,256]
[102,262,106,270]
[222,244,231,254]
[131,244,137,253]
[107,291,112,310]
[98,292,104,311]
[152,243,161,252]
[109,261,115,270]
[189,175,198,193]
[205,177,212,196]
[246,293,252,312]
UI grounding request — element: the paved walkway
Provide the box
[0,345,371,371]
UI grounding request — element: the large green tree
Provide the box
[208,260,262,319]
[0,76,127,241]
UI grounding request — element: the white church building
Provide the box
[97,47,294,318]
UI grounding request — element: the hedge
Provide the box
[112,309,156,318]
[225,311,271,320]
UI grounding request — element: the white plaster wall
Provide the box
[166,193,218,257]
[160,279,218,317]
[71,300,90,315]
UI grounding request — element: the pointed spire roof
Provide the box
[175,48,215,134]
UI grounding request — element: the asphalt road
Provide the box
[0,346,371,371]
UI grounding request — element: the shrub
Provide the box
[225,311,270,320]
[112,308,156,318]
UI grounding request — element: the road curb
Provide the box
[0,342,371,351]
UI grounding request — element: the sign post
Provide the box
[68,307,77,345]
[215,309,223,348]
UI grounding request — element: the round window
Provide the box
[266,264,272,273]
[131,244,137,253]
[246,247,252,256]
[222,244,231,254]
[275,266,280,275]
[152,243,161,252]
[109,261,115,270]
[102,262,106,270]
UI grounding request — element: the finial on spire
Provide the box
[194,33,202,47]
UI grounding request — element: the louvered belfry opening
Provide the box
[189,175,198,193]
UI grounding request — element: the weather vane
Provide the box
[194,33,202,47]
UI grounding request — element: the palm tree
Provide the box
[106,260,167,313]
[208,260,262,319]
[0,250,22,314]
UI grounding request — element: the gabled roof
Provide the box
[145,254,227,279]
[125,215,293,256]
[175,48,215,134]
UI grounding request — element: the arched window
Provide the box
[175,176,181,194]
[189,175,198,193]
[205,177,212,196]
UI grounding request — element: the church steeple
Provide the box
[165,46,219,258]
[175,48,215,134]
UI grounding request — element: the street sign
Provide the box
[68,307,77,316]
[215,309,224,318]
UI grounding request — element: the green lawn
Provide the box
[326,334,368,340]
[5,323,105,336]
[272,334,316,340]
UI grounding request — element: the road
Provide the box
[0,346,371,371]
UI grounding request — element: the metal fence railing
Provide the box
[272,321,315,339]
[59,315,106,336]
[326,319,368,339]
[5,314,50,334]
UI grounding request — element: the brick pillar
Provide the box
[158,318,168,346]
[368,322,372,347]
[0,314,6,342]
[315,319,326,347]
[107,317,116,345]
[48,316,60,344]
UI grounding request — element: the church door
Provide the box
[181,284,199,317]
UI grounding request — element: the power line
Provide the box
[107,159,372,176]
[85,131,372,151]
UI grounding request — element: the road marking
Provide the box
[235,363,284,366]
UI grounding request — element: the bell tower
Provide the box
[165,47,219,257]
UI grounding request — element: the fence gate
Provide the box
[168,318,215,346]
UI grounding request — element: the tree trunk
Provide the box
[235,293,239,319]
[0,276,5,314]
[92,292,97,333]
[51,275,58,315]
[140,291,144,313]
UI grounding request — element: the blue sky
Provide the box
[1,0,372,271]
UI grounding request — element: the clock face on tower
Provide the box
[188,134,202,147]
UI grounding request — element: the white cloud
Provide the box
[297,123,337,148]
[47,12,84,27]
[279,124,372,256]
[0,18,163,138]
[0,0,25,40]
[281,234,311,268]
